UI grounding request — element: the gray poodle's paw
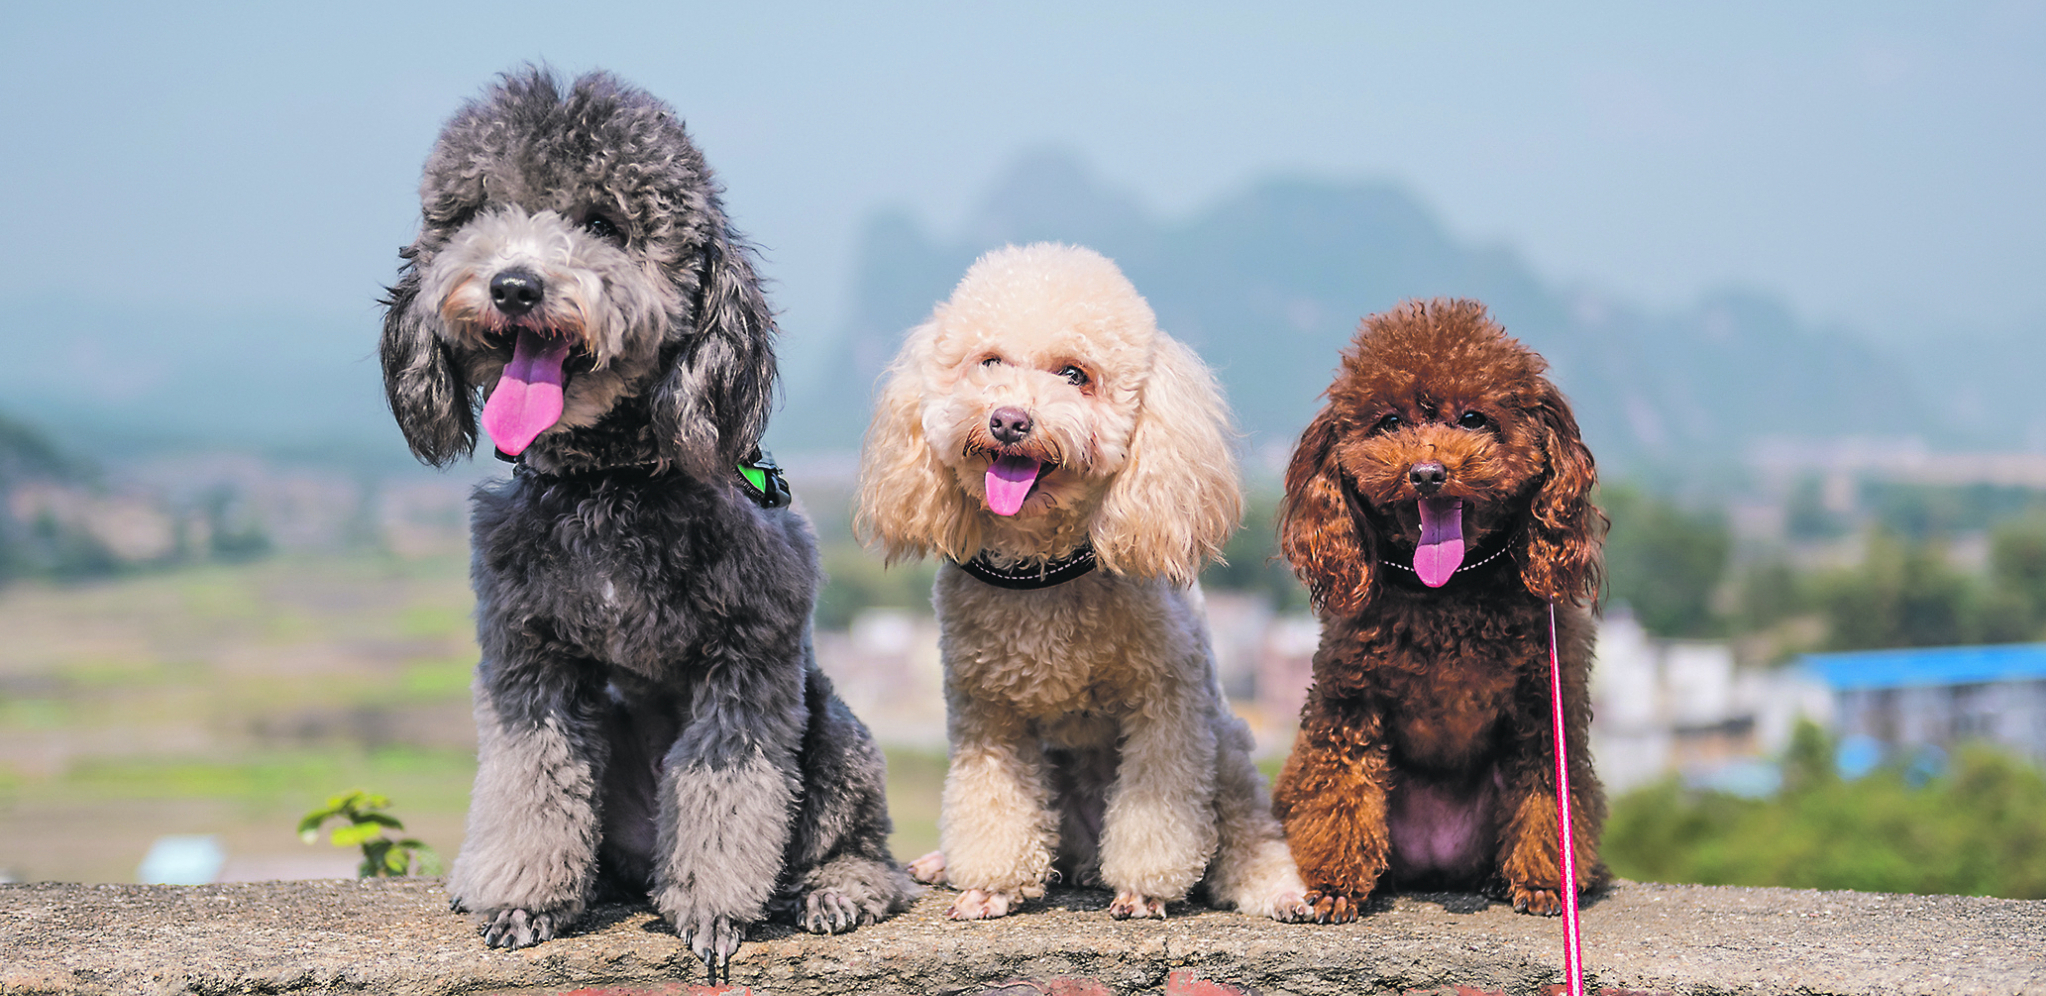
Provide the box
[674,910,747,984]
[799,888,870,935]
[476,906,571,949]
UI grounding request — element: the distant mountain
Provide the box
[784,150,2033,472]
[0,296,408,467]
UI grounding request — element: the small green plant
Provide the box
[298,790,442,878]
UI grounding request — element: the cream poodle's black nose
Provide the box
[1408,461,1447,493]
[490,269,546,316]
[989,407,1033,444]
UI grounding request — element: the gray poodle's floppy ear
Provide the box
[1279,407,1376,616]
[651,223,778,473]
[380,258,476,466]
[1090,335,1245,586]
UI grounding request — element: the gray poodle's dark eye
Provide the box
[583,214,623,243]
[1058,365,1089,387]
[1458,410,1489,430]
[1374,413,1403,433]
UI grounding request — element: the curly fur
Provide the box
[378,68,913,967]
[854,244,1308,921]
[1270,299,1610,923]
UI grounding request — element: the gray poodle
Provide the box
[377,68,915,979]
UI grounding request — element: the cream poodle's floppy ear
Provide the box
[1090,335,1244,586]
[854,324,982,564]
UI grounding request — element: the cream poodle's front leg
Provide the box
[938,695,1058,920]
[1097,682,1219,919]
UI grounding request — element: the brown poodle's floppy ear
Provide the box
[1517,383,1604,605]
[380,257,476,466]
[1279,408,1374,616]
[854,325,980,564]
[651,221,779,474]
[1091,336,1244,587]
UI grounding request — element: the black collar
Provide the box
[496,446,792,510]
[957,544,1098,590]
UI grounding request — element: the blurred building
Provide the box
[1591,610,1833,794]
[1798,644,2046,767]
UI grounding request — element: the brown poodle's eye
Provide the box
[583,214,623,243]
[1458,410,1489,430]
[1373,413,1403,434]
[1058,365,1090,387]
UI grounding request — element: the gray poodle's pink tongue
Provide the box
[985,455,1043,516]
[482,328,572,456]
[1415,497,1465,587]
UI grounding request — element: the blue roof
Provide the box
[1799,643,2046,691]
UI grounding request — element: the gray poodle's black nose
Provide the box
[490,269,545,316]
[989,407,1033,445]
[1409,461,1447,494]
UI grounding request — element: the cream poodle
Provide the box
[854,243,1309,922]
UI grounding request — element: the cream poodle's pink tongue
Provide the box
[481,328,572,456]
[1414,497,1465,588]
[985,455,1043,517]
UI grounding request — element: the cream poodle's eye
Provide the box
[980,355,1005,368]
[1058,365,1090,387]
[1458,410,1489,430]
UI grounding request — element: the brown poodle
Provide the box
[1271,298,1609,923]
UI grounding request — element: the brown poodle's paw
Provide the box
[906,850,947,885]
[1264,888,1315,923]
[947,888,1022,920]
[1510,884,1565,916]
[1303,889,1365,924]
[1108,890,1167,920]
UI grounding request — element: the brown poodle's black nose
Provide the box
[989,407,1034,445]
[490,269,545,316]
[1408,461,1447,494]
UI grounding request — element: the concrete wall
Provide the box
[3,879,2040,995]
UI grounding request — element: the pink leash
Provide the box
[1548,601,1584,996]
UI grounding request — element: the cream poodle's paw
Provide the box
[1260,887,1314,923]
[947,887,1023,920]
[1108,889,1167,919]
[906,850,947,885]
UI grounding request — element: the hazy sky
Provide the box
[3,1,2040,353]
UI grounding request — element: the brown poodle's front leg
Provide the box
[1495,639,1609,916]
[1271,696,1393,924]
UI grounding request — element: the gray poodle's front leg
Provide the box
[447,657,609,948]
[653,654,805,980]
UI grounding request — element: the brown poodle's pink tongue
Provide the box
[985,455,1043,516]
[1415,497,1465,588]
[482,328,572,456]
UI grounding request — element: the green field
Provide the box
[0,553,943,883]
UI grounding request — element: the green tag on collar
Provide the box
[738,464,768,493]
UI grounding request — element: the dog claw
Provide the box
[1303,889,1361,924]
[679,912,743,985]
[802,888,865,934]
[947,887,1019,920]
[1266,889,1315,923]
[1511,885,1565,916]
[906,850,947,885]
[1108,890,1167,919]
[478,907,562,949]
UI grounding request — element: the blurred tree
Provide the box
[1601,484,1731,637]
[1200,488,1308,612]
[1816,529,1974,649]
[1606,725,2046,899]
[814,543,937,630]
